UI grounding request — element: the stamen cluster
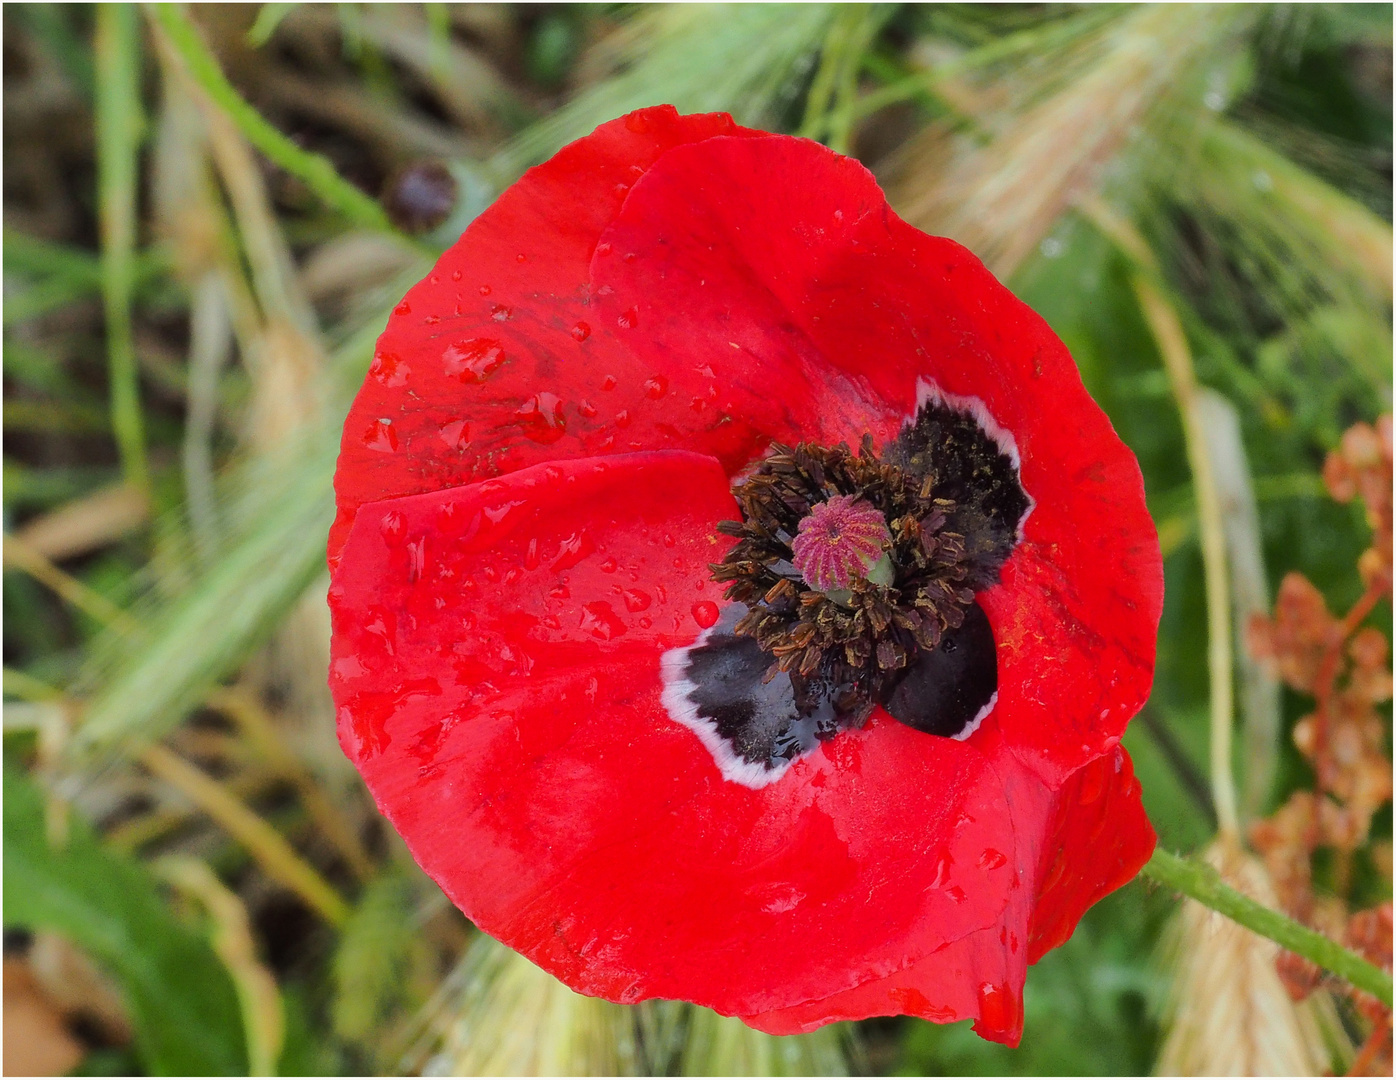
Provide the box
[711,437,978,699]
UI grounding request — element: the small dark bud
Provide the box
[383,161,458,235]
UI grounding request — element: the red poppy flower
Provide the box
[327,106,1163,1046]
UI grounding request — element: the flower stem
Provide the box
[1140,848,1392,1007]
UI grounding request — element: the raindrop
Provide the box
[479,284,492,295]
[550,532,594,572]
[578,400,598,419]
[380,511,406,542]
[394,300,411,315]
[691,601,719,628]
[614,410,631,429]
[571,322,591,342]
[579,601,627,640]
[523,538,541,571]
[438,420,470,450]
[451,269,462,281]
[362,418,398,453]
[617,307,639,329]
[443,338,507,383]
[406,537,426,583]
[369,351,410,386]
[599,557,619,574]
[977,848,1007,870]
[491,304,512,322]
[621,588,651,612]
[643,375,668,399]
[596,242,613,257]
[976,983,1016,1033]
[515,393,567,444]
[601,375,618,391]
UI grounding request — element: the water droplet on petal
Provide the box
[438,420,470,450]
[614,410,631,429]
[977,848,1007,870]
[617,307,639,330]
[491,304,512,322]
[578,400,598,419]
[601,375,618,391]
[621,588,651,612]
[691,601,719,628]
[451,269,462,282]
[928,850,953,889]
[443,338,506,383]
[550,532,594,572]
[1077,762,1106,805]
[571,322,591,342]
[362,418,398,452]
[406,536,426,583]
[580,601,627,640]
[976,983,1018,1034]
[596,242,612,257]
[644,375,668,399]
[515,392,567,444]
[369,351,410,386]
[394,300,411,315]
[479,284,492,295]
[599,557,619,574]
[380,511,405,542]
[523,537,541,571]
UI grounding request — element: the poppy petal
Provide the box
[585,133,1163,785]
[330,106,771,568]
[330,452,1029,1018]
[740,746,1154,1046]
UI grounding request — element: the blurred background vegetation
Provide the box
[3,3,1390,1075]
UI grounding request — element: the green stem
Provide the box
[1141,848,1392,1007]
[95,4,150,495]
[148,4,396,237]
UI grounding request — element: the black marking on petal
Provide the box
[660,604,869,787]
[879,602,998,739]
[888,385,1031,589]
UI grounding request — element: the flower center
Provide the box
[664,392,1031,787]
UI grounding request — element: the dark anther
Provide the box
[707,399,1027,743]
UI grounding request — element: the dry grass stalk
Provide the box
[1156,838,1350,1076]
[888,5,1243,279]
[15,483,149,562]
[413,935,639,1077]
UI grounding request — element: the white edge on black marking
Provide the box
[659,625,793,790]
[911,378,1036,540]
[950,689,997,742]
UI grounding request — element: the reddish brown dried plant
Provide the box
[1248,415,1393,1076]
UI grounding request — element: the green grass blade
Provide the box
[489,4,838,180]
[148,4,401,239]
[95,3,149,495]
[4,765,248,1075]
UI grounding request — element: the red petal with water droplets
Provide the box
[742,745,1154,1045]
[589,133,1163,786]
[332,451,1026,1016]
[330,107,768,568]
